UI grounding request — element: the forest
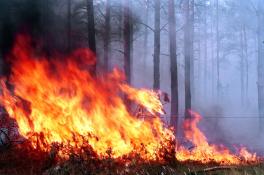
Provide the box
[0,0,264,174]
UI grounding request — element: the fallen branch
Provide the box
[187,166,237,175]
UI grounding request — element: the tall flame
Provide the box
[0,35,173,160]
[0,35,259,164]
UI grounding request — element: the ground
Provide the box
[44,161,264,175]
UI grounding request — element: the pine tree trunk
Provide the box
[168,0,178,133]
[257,2,264,130]
[143,0,149,78]
[153,0,160,89]
[87,0,97,75]
[240,29,245,106]
[190,0,195,103]
[204,3,208,101]
[216,0,220,101]
[243,25,249,104]
[130,2,134,84]
[123,0,131,84]
[210,0,215,101]
[123,0,132,110]
[104,0,111,71]
[198,23,202,100]
[184,0,192,119]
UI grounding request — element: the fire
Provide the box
[0,35,174,160]
[0,35,259,165]
[176,111,258,164]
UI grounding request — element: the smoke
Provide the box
[0,0,263,154]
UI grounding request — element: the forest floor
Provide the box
[1,153,264,175]
[44,161,264,175]
[0,144,263,175]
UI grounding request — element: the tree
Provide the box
[123,0,131,84]
[216,0,220,100]
[239,26,246,106]
[87,0,96,75]
[184,0,192,118]
[143,0,150,75]
[210,0,215,100]
[153,0,160,89]
[104,0,111,71]
[256,0,264,130]
[190,0,195,102]
[203,1,208,100]
[243,25,249,104]
[168,0,178,133]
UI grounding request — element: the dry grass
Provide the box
[0,146,263,175]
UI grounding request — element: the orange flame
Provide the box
[0,35,259,164]
[0,35,174,160]
[176,111,258,164]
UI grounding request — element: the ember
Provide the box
[0,35,260,165]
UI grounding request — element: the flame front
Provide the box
[0,35,259,164]
[0,35,173,160]
[176,111,258,164]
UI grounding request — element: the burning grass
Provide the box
[0,145,263,175]
[0,34,263,174]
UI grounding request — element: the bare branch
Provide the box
[113,49,124,55]
[137,21,155,32]
[160,22,168,32]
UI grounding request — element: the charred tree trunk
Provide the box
[104,0,111,71]
[153,0,160,89]
[168,0,178,133]
[67,0,72,53]
[123,0,131,84]
[87,0,97,75]
[184,0,192,119]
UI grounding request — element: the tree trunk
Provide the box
[197,20,202,104]
[123,0,131,84]
[190,0,195,103]
[87,0,97,75]
[204,3,208,101]
[143,0,149,78]
[153,0,160,89]
[118,2,123,38]
[123,0,132,110]
[130,2,134,84]
[216,0,220,101]
[67,0,72,53]
[184,0,192,119]
[243,25,249,105]
[104,0,111,71]
[240,29,245,106]
[168,0,178,134]
[210,0,215,101]
[257,1,264,130]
